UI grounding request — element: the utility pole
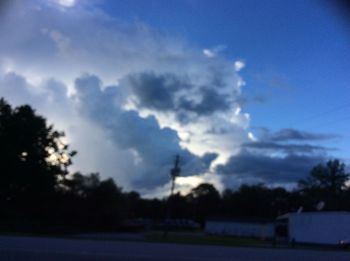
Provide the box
[163,155,181,237]
[170,154,181,198]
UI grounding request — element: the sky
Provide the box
[0,0,349,197]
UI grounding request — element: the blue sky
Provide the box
[0,0,349,195]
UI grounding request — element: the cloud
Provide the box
[56,0,76,7]
[123,72,184,111]
[177,87,231,117]
[124,71,234,120]
[74,74,216,189]
[248,131,257,141]
[0,71,69,111]
[234,60,245,72]
[242,141,332,154]
[203,45,226,58]
[122,65,243,126]
[0,72,34,103]
[0,0,245,122]
[215,127,335,188]
[0,70,217,191]
[217,150,326,185]
[0,0,13,15]
[267,128,336,142]
[203,49,216,58]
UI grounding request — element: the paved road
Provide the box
[1,235,350,260]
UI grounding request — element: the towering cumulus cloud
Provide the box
[74,74,218,190]
[0,0,250,195]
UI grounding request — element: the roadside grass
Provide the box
[145,231,269,247]
[144,231,350,252]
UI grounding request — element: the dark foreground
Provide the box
[1,235,350,261]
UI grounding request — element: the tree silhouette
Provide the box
[0,98,76,223]
[298,159,349,210]
[299,160,348,195]
[188,183,221,226]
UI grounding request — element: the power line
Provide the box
[308,115,350,130]
[289,101,350,128]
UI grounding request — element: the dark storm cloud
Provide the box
[123,71,233,120]
[268,128,336,142]
[242,141,332,154]
[216,150,325,183]
[75,74,213,188]
[201,152,219,168]
[124,72,184,111]
[0,0,13,15]
[178,87,231,115]
[216,126,336,185]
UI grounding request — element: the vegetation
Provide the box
[145,231,265,247]
[1,97,350,234]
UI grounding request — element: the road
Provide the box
[1,235,350,260]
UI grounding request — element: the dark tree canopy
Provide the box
[0,98,125,232]
[299,159,349,196]
[0,98,76,222]
[297,159,349,210]
[187,183,221,226]
[190,183,220,199]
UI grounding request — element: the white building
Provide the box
[276,211,350,245]
[205,217,275,239]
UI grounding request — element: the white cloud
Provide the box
[248,131,258,141]
[234,60,245,71]
[203,45,226,58]
[203,49,215,58]
[56,0,76,7]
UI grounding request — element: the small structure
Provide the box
[205,217,275,239]
[276,211,350,245]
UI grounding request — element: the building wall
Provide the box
[289,212,350,245]
[205,221,274,239]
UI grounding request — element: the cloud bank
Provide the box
[216,128,335,188]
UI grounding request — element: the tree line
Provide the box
[0,98,349,233]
